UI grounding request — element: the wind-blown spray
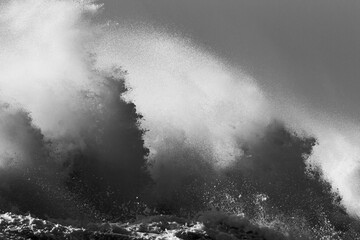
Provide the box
[0,0,360,238]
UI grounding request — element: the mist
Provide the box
[94,19,360,220]
[0,0,360,237]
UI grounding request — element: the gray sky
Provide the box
[99,0,360,120]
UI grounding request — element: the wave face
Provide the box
[0,0,360,239]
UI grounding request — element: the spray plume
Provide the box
[0,0,360,238]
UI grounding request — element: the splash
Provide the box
[0,0,360,239]
[0,0,150,219]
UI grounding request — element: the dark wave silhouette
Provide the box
[1,1,360,239]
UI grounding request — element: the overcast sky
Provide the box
[99,0,360,121]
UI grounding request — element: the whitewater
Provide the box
[1,0,360,239]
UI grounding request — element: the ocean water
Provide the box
[0,1,359,239]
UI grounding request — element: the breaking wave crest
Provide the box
[0,1,360,239]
